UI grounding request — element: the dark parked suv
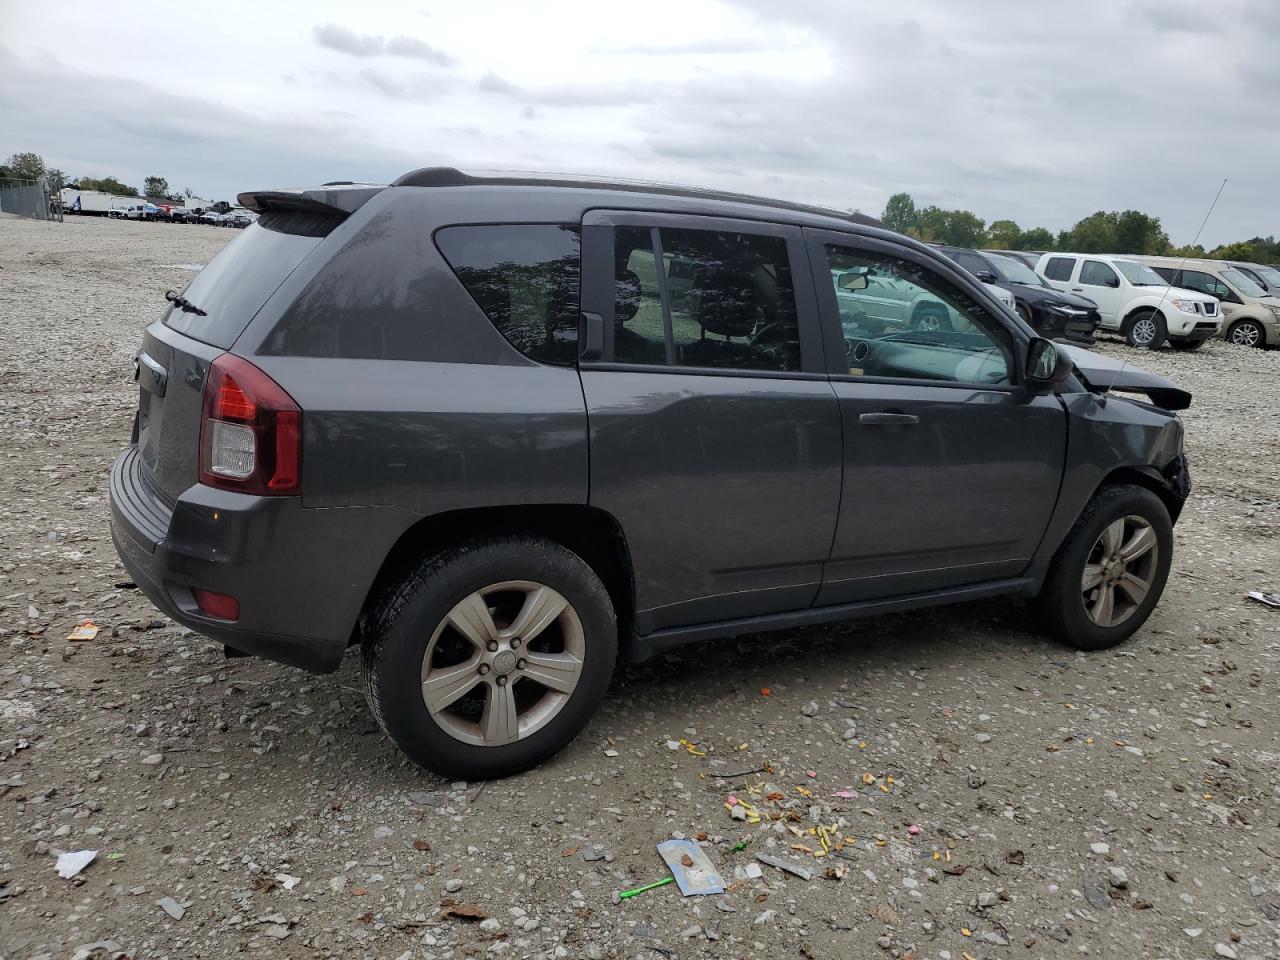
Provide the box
[111,168,1192,778]
[935,245,1101,343]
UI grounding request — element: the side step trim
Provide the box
[627,577,1038,663]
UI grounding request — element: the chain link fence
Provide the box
[0,178,56,220]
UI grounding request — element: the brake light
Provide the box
[192,588,240,621]
[199,354,301,495]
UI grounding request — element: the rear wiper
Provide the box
[164,289,207,316]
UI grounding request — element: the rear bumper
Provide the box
[109,446,391,674]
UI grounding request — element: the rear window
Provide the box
[1043,256,1075,281]
[435,224,581,365]
[163,211,338,348]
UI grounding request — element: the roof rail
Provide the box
[392,166,885,229]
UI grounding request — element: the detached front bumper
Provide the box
[109,446,379,673]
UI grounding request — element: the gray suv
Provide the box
[110,168,1192,778]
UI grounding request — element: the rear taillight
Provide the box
[192,588,240,621]
[199,354,301,495]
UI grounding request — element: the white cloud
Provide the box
[1,0,1276,246]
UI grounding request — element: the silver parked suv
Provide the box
[111,168,1192,777]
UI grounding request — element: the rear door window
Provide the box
[436,224,581,365]
[164,211,338,348]
[1043,257,1076,281]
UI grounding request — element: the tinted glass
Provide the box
[988,253,1046,287]
[1248,264,1280,291]
[613,226,666,365]
[164,212,335,348]
[955,252,991,278]
[436,224,581,365]
[1178,269,1230,299]
[1220,267,1266,298]
[611,226,801,372]
[1044,257,1075,281]
[1150,266,1178,284]
[826,245,1013,386]
[1080,260,1118,287]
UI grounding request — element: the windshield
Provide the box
[1221,267,1267,299]
[1113,260,1166,286]
[1249,265,1280,291]
[988,253,1047,287]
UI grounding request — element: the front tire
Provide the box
[1227,319,1266,349]
[1123,310,1167,350]
[912,305,953,332]
[1036,484,1172,651]
[363,536,617,779]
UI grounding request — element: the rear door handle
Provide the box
[859,412,919,426]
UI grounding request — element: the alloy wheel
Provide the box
[1130,316,1157,346]
[420,581,585,747]
[916,313,943,332]
[1230,322,1261,347]
[1081,515,1159,628]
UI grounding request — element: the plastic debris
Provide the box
[908,824,922,836]
[274,873,301,890]
[657,839,725,896]
[618,876,673,899]
[66,620,99,641]
[1247,590,1280,608]
[756,852,814,881]
[56,849,97,879]
[678,738,707,757]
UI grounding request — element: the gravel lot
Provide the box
[2,215,1279,960]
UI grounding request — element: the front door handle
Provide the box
[859,412,919,426]
[1071,287,1084,292]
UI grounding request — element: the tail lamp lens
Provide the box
[192,588,239,621]
[199,354,301,495]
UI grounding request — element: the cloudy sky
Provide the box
[3,0,1277,246]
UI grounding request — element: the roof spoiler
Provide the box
[237,185,384,216]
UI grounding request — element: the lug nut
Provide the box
[478,663,490,675]
[496,676,507,686]
[487,641,499,652]
[516,658,527,670]
[511,638,521,648]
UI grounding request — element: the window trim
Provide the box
[804,228,1028,386]
[579,209,826,376]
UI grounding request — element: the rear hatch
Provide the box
[134,209,346,501]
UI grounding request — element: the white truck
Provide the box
[61,189,142,217]
[1035,252,1221,350]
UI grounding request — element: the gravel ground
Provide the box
[2,215,1279,960]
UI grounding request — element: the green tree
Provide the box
[881,192,917,234]
[44,168,67,192]
[143,175,169,199]
[1169,243,1206,258]
[4,151,46,184]
[1059,211,1118,252]
[1017,227,1055,251]
[78,176,138,197]
[987,219,1022,249]
[1209,241,1258,261]
[1113,210,1170,254]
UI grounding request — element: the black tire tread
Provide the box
[362,535,616,779]
[1037,483,1171,650]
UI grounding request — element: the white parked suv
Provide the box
[1036,253,1221,350]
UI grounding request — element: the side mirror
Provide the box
[975,271,998,284]
[838,270,869,291]
[1026,337,1072,391]
[1107,276,1120,288]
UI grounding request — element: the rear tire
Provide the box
[1123,310,1166,350]
[1227,319,1266,348]
[1036,484,1172,651]
[363,536,617,779]
[1169,338,1204,351]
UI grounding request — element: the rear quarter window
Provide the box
[1043,257,1076,282]
[163,211,337,349]
[435,224,581,365]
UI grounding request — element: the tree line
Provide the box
[1,151,197,204]
[879,192,1278,264]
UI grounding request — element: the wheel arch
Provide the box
[1122,303,1165,327]
[1095,465,1184,525]
[355,504,636,654]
